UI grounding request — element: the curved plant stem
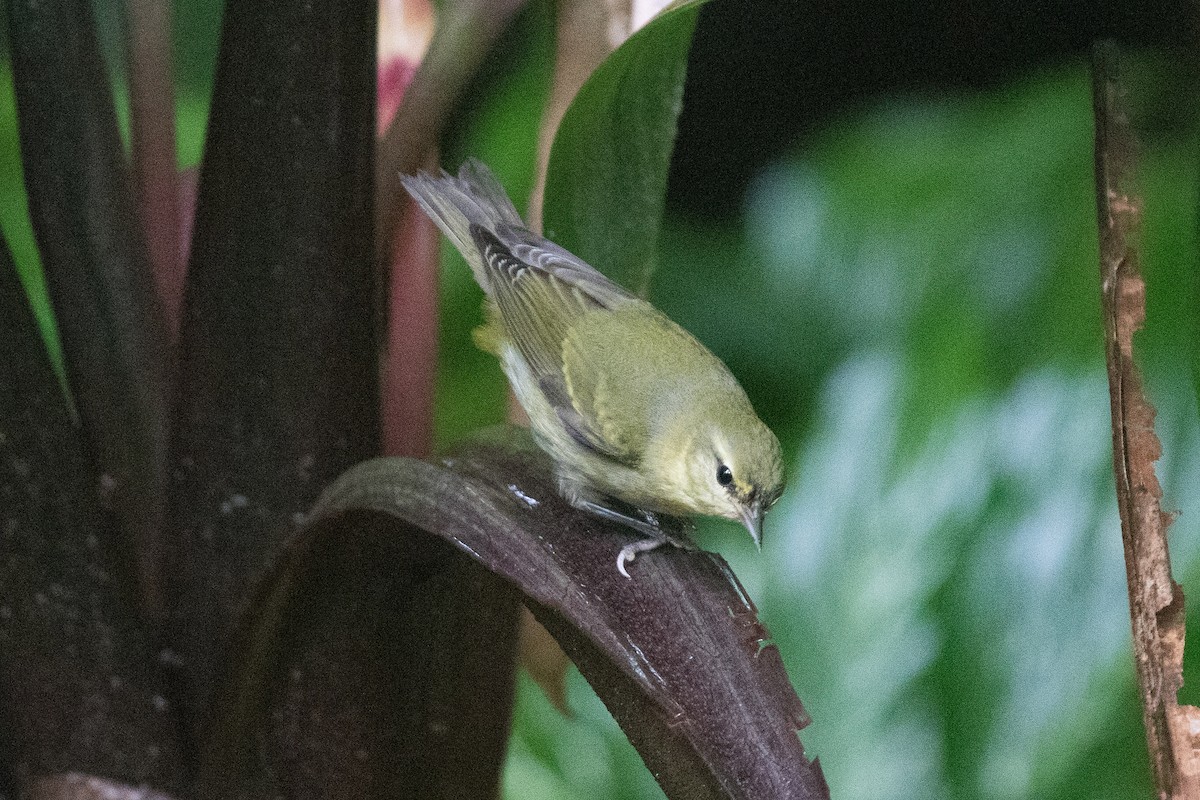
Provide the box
[374,0,528,262]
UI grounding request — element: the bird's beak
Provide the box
[740,499,765,550]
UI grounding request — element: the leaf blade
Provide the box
[0,230,185,795]
[542,2,704,296]
[213,428,828,800]
[169,0,380,733]
[7,0,173,621]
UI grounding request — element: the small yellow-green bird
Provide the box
[402,159,784,577]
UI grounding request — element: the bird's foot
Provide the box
[615,525,699,578]
[567,495,696,578]
[617,535,673,579]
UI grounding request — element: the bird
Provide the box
[401,159,784,577]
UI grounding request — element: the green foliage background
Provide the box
[487,44,1199,800]
[1,2,1196,797]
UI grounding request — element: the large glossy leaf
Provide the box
[542,1,704,296]
[204,514,522,800]
[169,0,380,733]
[7,0,172,620]
[0,232,185,795]
[210,428,829,800]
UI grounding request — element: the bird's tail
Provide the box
[400,158,526,294]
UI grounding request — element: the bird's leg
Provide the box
[570,496,661,537]
[614,536,673,579]
[633,509,698,551]
[568,498,669,578]
[557,476,694,578]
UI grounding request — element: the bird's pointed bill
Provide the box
[740,500,764,550]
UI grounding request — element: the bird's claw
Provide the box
[617,547,634,579]
[615,536,673,579]
[568,495,696,577]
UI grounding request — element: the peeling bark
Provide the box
[1092,40,1200,800]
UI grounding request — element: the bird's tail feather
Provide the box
[400,158,525,293]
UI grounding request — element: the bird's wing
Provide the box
[400,159,526,293]
[470,225,640,464]
[557,340,642,464]
[491,223,638,310]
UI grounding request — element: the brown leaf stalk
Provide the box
[382,184,441,458]
[375,0,523,457]
[1092,40,1200,799]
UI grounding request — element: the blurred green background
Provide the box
[499,57,1199,800]
[2,0,1197,798]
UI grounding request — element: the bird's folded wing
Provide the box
[470,225,639,465]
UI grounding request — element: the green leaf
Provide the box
[542,2,705,297]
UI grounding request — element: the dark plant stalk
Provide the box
[0,229,185,798]
[169,0,380,738]
[7,0,173,625]
[202,508,521,799]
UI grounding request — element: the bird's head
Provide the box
[679,415,785,548]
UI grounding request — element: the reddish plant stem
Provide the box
[382,185,441,458]
[126,0,183,341]
[375,0,524,457]
[374,0,527,263]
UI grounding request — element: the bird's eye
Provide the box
[716,464,733,486]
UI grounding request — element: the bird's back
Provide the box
[560,303,745,459]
